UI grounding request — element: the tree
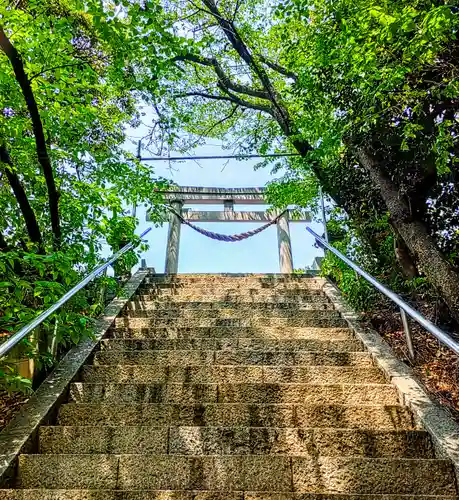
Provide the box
[0,0,171,388]
[146,0,459,320]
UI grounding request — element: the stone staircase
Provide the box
[1,274,458,499]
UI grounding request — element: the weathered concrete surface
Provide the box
[100,332,357,349]
[167,427,432,458]
[17,454,119,489]
[69,382,399,405]
[121,302,335,315]
[93,348,369,367]
[82,365,384,384]
[1,492,458,500]
[39,426,168,454]
[58,403,415,429]
[16,455,457,493]
[291,457,456,494]
[39,425,432,457]
[107,326,353,341]
[114,311,347,329]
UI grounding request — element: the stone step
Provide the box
[146,273,320,279]
[143,276,324,284]
[107,326,352,340]
[58,403,415,429]
[93,350,370,367]
[69,383,399,405]
[137,290,325,300]
[136,293,328,303]
[100,335,357,351]
[114,315,347,329]
[17,455,456,494]
[38,426,433,458]
[82,365,385,384]
[138,282,326,292]
[121,302,336,317]
[2,492,458,500]
[127,300,332,310]
[116,309,343,321]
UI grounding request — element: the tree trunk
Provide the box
[0,144,43,249]
[357,148,459,321]
[0,28,61,248]
[0,231,8,251]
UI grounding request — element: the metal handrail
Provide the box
[306,226,459,357]
[0,227,152,359]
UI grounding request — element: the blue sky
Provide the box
[124,138,325,274]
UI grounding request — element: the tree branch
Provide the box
[0,144,43,249]
[200,0,295,137]
[176,89,273,114]
[189,104,241,148]
[257,54,298,81]
[29,61,87,81]
[0,27,61,247]
[173,53,269,99]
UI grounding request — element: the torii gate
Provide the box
[150,186,311,274]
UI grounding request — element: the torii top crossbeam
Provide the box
[158,186,266,205]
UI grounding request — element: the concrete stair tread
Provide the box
[114,318,348,328]
[139,285,326,293]
[57,403,416,429]
[16,455,456,494]
[137,292,326,299]
[100,338,360,351]
[118,310,342,318]
[2,492,458,500]
[93,350,370,367]
[133,296,329,302]
[69,382,399,405]
[38,425,433,457]
[82,365,385,384]
[107,328,355,340]
[104,327,354,341]
[122,305,336,317]
[123,301,333,310]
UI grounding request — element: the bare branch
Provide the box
[173,53,269,99]
[257,54,298,81]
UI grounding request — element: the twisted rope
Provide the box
[168,207,286,243]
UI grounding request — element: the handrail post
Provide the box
[400,307,415,360]
[306,225,459,356]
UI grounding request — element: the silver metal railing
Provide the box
[306,226,459,359]
[0,227,152,359]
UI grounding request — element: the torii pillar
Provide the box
[165,199,183,274]
[276,210,293,273]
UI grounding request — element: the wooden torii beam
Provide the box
[149,187,311,274]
